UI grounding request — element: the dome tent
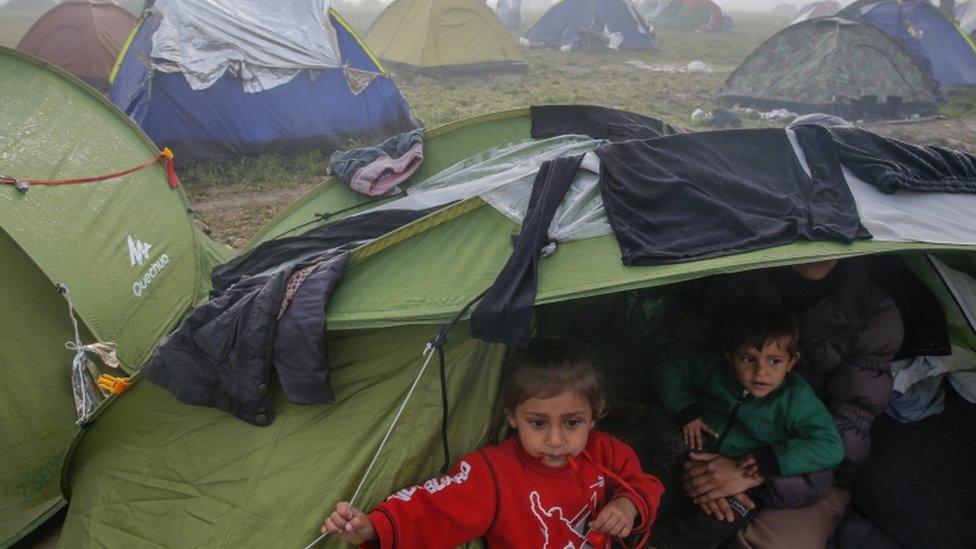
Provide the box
[1,0,56,11]
[957,1,976,37]
[0,45,231,547]
[654,0,734,32]
[15,0,137,91]
[839,0,976,90]
[524,0,659,51]
[364,0,526,73]
[109,0,418,164]
[791,0,840,24]
[720,18,938,119]
[57,105,976,548]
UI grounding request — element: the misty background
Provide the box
[0,0,856,13]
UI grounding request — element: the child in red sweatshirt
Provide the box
[321,337,665,548]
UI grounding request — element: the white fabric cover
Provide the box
[151,0,339,92]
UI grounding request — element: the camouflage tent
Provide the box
[720,17,938,119]
[791,0,839,23]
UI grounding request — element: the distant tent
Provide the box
[2,0,56,11]
[791,0,839,23]
[958,1,976,36]
[636,0,667,21]
[772,3,797,17]
[16,0,136,90]
[109,0,418,163]
[840,0,976,90]
[365,0,526,73]
[654,0,734,32]
[721,18,938,119]
[524,0,658,51]
[0,45,231,547]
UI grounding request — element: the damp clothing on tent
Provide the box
[143,208,437,425]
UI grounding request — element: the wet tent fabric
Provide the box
[791,0,840,24]
[60,108,976,548]
[1,0,56,11]
[364,0,525,72]
[654,0,734,32]
[720,18,939,117]
[109,7,418,163]
[15,0,136,91]
[0,46,231,546]
[524,0,658,51]
[840,0,976,90]
[958,1,976,37]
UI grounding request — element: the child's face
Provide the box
[728,336,799,398]
[506,390,597,468]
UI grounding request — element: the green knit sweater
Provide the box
[651,353,844,477]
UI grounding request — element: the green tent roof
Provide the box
[364,0,525,72]
[59,107,976,548]
[0,46,232,546]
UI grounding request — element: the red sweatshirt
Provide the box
[366,431,664,548]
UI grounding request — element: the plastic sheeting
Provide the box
[151,0,340,92]
[363,135,612,241]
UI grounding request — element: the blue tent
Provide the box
[840,0,976,90]
[109,8,418,163]
[524,0,658,51]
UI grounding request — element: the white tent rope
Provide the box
[58,284,98,424]
[58,283,83,352]
[302,344,438,549]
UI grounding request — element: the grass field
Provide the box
[3,6,975,246]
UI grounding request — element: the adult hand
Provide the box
[697,493,757,523]
[682,453,765,502]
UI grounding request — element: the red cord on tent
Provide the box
[0,147,181,190]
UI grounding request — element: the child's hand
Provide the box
[321,501,377,544]
[683,417,718,451]
[590,496,638,538]
[737,455,760,478]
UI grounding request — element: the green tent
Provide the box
[0,46,232,546]
[654,0,734,32]
[56,106,976,547]
[364,0,526,73]
[720,18,939,119]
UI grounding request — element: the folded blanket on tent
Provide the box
[819,126,976,194]
[329,128,424,196]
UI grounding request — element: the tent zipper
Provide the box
[714,389,750,454]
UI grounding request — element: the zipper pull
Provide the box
[740,388,750,400]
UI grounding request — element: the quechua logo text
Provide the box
[126,235,169,297]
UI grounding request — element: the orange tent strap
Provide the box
[1,148,181,188]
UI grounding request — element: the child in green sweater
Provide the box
[650,307,843,549]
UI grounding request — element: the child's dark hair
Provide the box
[501,337,605,417]
[720,307,800,356]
